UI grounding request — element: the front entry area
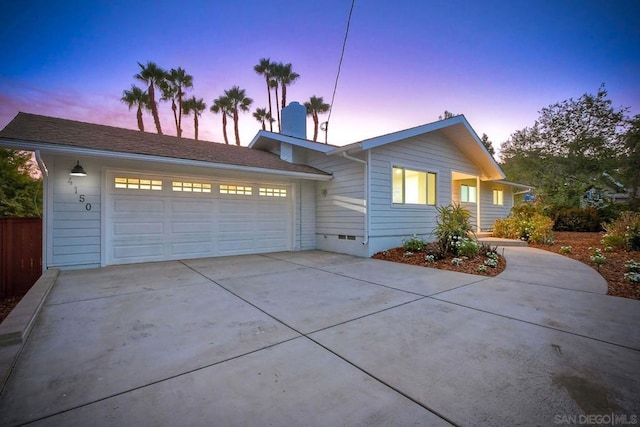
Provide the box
[105,172,293,265]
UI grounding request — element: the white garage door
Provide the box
[105,173,292,265]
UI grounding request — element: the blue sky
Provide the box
[1,0,638,156]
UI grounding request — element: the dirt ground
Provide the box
[372,242,507,277]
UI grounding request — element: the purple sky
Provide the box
[1,0,638,158]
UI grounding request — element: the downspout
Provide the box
[34,150,48,272]
[341,152,369,245]
[476,176,481,232]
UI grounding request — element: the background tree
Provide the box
[164,67,193,137]
[620,115,640,208]
[278,62,299,110]
[120,85,149,132]
[253,107,273,131]
[225,86,253,146]
[135,61,166,135]
[254,58,274,131]
[182,96,206,140]
[500,84,628,209]
[0,149,42,217]
[439,110,458,120]
[269,62,283,132]
[210,96,233,144]
[304,96,330,142]
[480,133,495,156]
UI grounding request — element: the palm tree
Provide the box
[279,63,299,110]
[120,85,149,132]
[254,58,274,131]
[160,83,178,135]
[210,96,233,144]
[269,62,283,132]
[135,61,166,134]
[252,107,274,131]
[165,67,193,137]
[304,96,330,142]
[224,86,253,146]
[182,96,207,140]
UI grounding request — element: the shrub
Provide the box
[554,207,601,232]
[590,248,606,270]
[435,203,473,256]
[625,260,640,273]
[602,211,640,251]
[402,235,426,252]
[559,246,572,254]
[493,208,554,245]
[453,236,480,257]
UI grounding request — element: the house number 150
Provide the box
[78,195,92,211]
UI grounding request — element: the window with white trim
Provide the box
[259,187,287,197]
[461,184,477,203]
[392,167,436,205]
[172,181,212,193]
[114,177,162,190]
[220,184,252,195]
[493,189,504,205]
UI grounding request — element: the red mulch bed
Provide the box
[0,296,21,324]
[529,231,640,300]
[372,242,507,277]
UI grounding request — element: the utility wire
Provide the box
[325,0,355,139]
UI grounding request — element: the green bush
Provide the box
[602,211,640,251]
[402,235,426,252]
[554,207,601,232]
[435,203,474,256]
[493,208,554,245]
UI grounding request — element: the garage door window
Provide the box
[114,177,162,190]
[220,184,252,195]
[259,187,287,197]
[172,181,212,193]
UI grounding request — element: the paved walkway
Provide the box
[0,247,638,426]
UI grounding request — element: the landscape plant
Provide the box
[435,203,474,256]
[601,211,640,251]
[493,205,554,244]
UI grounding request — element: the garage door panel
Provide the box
[113,198,164,213]
[114,243,164,259]
[107,174,292,265]
[114,222,165,236]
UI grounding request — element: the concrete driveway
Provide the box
[1,248,639,426]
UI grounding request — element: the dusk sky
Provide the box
[1,0,638,158]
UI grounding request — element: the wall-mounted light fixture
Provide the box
[69,161,87,176]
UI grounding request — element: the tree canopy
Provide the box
[500,84,634,209]
[0,149,42,217]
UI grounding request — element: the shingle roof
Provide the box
[0,112,330,177]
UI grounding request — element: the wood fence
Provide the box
[0,218,42,298]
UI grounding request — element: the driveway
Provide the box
[0,248,639,426]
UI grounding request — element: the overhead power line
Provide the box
[324,0,355,142]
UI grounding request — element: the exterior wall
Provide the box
[456,178,478,230]
[367,132,481,256]
[306,151,367,257]
[296,179,317,250]
[479,181,513,231]
[41,153,102,269]
[40,153,317,269]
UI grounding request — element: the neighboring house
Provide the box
[0,105,529,270]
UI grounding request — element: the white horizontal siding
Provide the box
[307,152,365,237]
[479,182,513,231]
[368,132,480,247]
[49,155,102,267]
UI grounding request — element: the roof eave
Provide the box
[249,130,333,153]
[0,138,333,181]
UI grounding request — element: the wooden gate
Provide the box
[0,218,42,298]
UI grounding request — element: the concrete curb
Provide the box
[0,269,59,346]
